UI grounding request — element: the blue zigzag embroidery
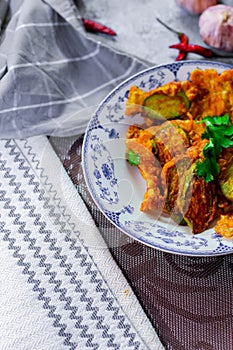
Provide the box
[0,139,142,350]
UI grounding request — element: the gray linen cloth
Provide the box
[0,0,148,138]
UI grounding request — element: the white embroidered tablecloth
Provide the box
[0,136,164,349]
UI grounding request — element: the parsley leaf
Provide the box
[196,139,220,182]
[196,114,233,182]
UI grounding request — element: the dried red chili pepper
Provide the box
[175,52,186,61]
[175,33,188,61]
[82,18,117,36]
[169,42,214,58]
[156,18,188,61]
[156,17,215,60]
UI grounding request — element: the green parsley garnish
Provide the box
[196,114,233,182]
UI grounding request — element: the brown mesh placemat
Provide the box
[50,135,233,350]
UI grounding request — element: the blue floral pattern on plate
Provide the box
[82,60,233,256]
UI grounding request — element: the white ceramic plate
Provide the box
[82,60,233,256]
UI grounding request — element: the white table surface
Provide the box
[78,0,233,66]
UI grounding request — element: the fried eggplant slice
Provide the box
[125,82,190,120]
[182,166,218,234]
[125,122,191,216]
[125,138,166,213]
[164,156,192,225]
[147,121,190,166]
[220,162,233,202]
[143,91,190,120]
[164,159,217,233]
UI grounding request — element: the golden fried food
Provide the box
[125,68,233,123]
[185,68,233,120]
[126,126,166,212]
[125,81,190,119]
[125,67,233,237]
[215,213,233,238]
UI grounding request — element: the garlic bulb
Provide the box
[199,5,233,52]
[176,0,218,15]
